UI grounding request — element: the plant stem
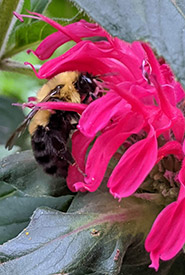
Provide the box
[0,59,40,77]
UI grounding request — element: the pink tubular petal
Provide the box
[178,158,185,187]
[28,96,37,102]
[145,202,178,252]
[111,39,148,81]
[79,92,131,137]
[67,131,93,192]
[178,185,185,201]
[149,251,160,271]
[34,40,133,80]
[161,85,176,106]
[114,83,150,118]
[71,131,93,170]
[174,82,185,103]
[81,112,144,192]
[13,11,40,22]
[151,111,172,137]
[160,198,185,260]
[141,42,164,84]
[13,11,24,22]
[108,125,157,198]
[130,84,156,101]
[157,141,184,163]
[27,38,137,81]
[171,108,185,142]
[150,75,177,120]
[36,101,87,114]
[160,64,185,103]
[146,198,185,269]
[27,11,81,43]
[183,139,185,155]
[24,62,41,78]
[29,20,110,60]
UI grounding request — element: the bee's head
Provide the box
[76,73,97,97]
[49,85,64,99]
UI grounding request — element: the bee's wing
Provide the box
[5,108,38,150]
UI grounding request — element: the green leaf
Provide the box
[31,0,52,14]
[13,0,51,27]
[0,145,20,160]
[0,150,72,197]
[0,0,24,58]
[0,181,15,197]
[4,21,54,58]
[2,0,53,58]
[0,96,25,145]
[0,192,161,275]
[3,0,82,58]
[0,191,184,274]
[0,181,73,244]
[71,0,185,86]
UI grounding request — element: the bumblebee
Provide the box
[6,71,98,178]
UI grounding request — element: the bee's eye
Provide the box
[76,73,96,96]
[56,85,63,90]
[80,75,93,85]
[50,85,64,96]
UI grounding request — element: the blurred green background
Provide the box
[0,0,87,102]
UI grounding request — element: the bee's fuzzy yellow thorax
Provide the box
[29,71,81,135]
[37,71,81,103]
[28,110,51,135]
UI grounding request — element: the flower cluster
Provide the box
[14,11,185,271]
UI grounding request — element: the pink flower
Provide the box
[15,10,185,197]
[14,11,185,270]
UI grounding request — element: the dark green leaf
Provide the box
[0,150,72,197]
[0,96,25,145]
[71,0,185,86]
[167,253,185,275]
[120,250,185,275]
[0,181,15,197]
[0,192,162,275]
[0,181,73,244]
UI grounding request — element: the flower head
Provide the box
[14,11,185,270]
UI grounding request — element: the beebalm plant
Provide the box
[0,1,185,275]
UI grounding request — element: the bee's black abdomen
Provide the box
[35,155,50,164]
[45,165,57,175]
[31,111,77,178]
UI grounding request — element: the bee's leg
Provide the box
[82,92,98,103]
[51,136,75,165]
[51,135,86,177]
[71,123,78,130]
[89,92,98,100]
